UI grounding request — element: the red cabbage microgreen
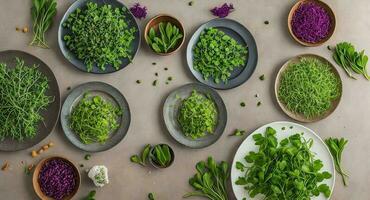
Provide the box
[129,3,147,19]
[211,3,234,18]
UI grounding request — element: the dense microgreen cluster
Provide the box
[184,157,229,200]
[30,0,57,48]
[151,144,172,167]
[236,127,332,200]
[146,22,183,53]
[69,93,122,144]
[178,90,217,139]
[325,137,349,186]
[63,2,137,72]
[333,42,369,80]
[278,57,341,119]
[0,58,52,141]
[193,27,248,83]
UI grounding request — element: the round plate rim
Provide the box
[274,54,342,123]
[186,18,258,90]
[230,121,335,200]
[57,0,141,74]
[163,83,227,148]
[0,50,61,152]
[60,81,131,152]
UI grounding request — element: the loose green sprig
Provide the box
[130,144,151,166]
[30,0,57,48]
[333,42,369,80]
[63,2,137,72]
[229,129,245,137]
[278,57,341,119]
[151,144,172,167]
[148,193,155,200]
[325,137,349,186]
[146,22,183,53]
[0,58,52,141]
[83,190,96,200]
[178,90,217,139]
[184,157,229,200]
[69,94,122,144]
[193,27,248,84]
[236,127,332,199]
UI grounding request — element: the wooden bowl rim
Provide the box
[274,54,342,123]
[32,156,81,200]
[144,14,186,56]
[287,0,336,47]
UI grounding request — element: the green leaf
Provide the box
[149,28,156,40]
[141,144,151,164]
[165,22,173,40]
[151,43,162,53]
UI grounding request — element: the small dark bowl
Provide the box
[33,156,80,200]
[149,144,175,169]
[58,0,140,74]
[144,14,185,56]
[288,0,336,47]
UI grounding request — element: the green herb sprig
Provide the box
[325,137,349,186]
[333,42,369,80]
[184,157,229,200]
[278,57,341,119]
[193,27,248,83]
[130,144,151,166]
[30,0,57,48]
[63,2,137,72]
[151,144,172,167]
[178,90,217,139]
[148,193,155,200]
[83,190,96,200]
[0,58,52,141]
[146,22,183,53]
[235,127,332,199]
[69,94,122,144]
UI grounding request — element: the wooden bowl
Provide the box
[33,156,80,200]
[288,0,336,47]
[274,54,342,123]
[144,14,185,56]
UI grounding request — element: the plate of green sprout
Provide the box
[58,0,140,74]
[231,121,335,200]
[163,83,227,148]
[186,18,258,90]
[60,82,130,152]
[275,54,342,122]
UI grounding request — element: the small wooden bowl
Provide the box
[288,0,336,47]
[274,54,342,123]
[144,14,185,56]
[149,144,175,169]
[33,156,80,200]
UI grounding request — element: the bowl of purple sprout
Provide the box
[288,0,336,46]
[33,156,80,200]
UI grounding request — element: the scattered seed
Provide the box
[188,1,194,6]
[37,149,44,154]
[79,164,84,168]
[42,145,49,150]
[255,94,259,98]
[31,150,38,158]
[327,45,332,50]
[152,80,158,86]
[264,20,269,25]
[289,126,294,129]
[167,76,173,81]
[84,154,91,160]
[48,142,54,147]
[164,67,168,71]
[152,62,156,65]
[282,127,286,130]
[229,129,246,136]
[16,27,20,31]
[67,86,71,90]
[165,82,169,85]
[1,162,9,171]
[136,80,141,84]
[22,27,29,33]
[259,74,265,81]
[240,102,246,107]
[257,101,262,106]
[155,72,158,76]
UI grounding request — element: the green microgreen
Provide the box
[63,2,137,72]
[178,90,217,139]
[230,129,246,137]
[84,154,91,160]
[146,22,183,53]
[151,144,172,167]
[325,137,349,186]
[69,93,122,144]
[193,27,248,84]
[148,193,155,200]
[83,190,96,200]
[130,144,151,166]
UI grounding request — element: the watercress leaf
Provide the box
[141,144,151,164]
[235,177,247,185]
[149,27,156,40]
[166,22,173,40]
[151,43,162,53]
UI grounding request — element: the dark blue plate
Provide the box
[58,0,140,74]
[186,18,258,89]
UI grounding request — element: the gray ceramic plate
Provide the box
[58,0,140,74]
[61,82,130,152]
[186,18,258,90]
[0,50,60,151]
[163,83,227,148]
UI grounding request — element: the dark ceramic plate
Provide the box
[163,83,227,148]
[186,18,258,90]
[58,0,140,74]
[0,50,60,151]
[61,82,130,152]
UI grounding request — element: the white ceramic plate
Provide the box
[231,121,335,200]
